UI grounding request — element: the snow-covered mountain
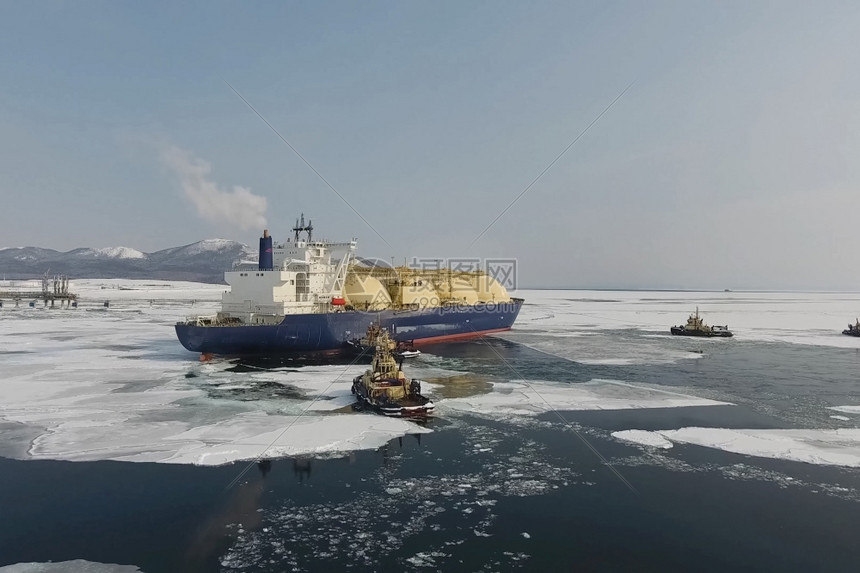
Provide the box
[0,240,258,283]
[73,247,147,259]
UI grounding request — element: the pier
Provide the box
[0,275,78,308]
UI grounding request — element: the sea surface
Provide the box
[1,282,860,572]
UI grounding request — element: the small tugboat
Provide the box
[843,319,860,337]
[350,321,384,349]
[351,328,434,416]
[349,322,421,358]
[671,307,733,338]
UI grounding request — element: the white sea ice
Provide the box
[157,413,430,466]
[510,289,860,352]
[301,394,359,412]
[828,405,860,415]
[5,281,853,467]
[613,427,860,467]
[266,363,365,393]
[0,561,141,573]
[612,429,674,449]
[0,280,430,466]
[439,379,730,417]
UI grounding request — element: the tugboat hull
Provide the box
[670,326,733,338]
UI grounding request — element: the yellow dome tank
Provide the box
[470,274,511,302]
[344,274,392,310]
[392,279,441,309]
[438,275,481,305]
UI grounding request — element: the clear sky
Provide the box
[1,1,858,289]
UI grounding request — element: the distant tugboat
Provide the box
[843,319,860,337]
[351,328,434,417]
[671,307,733,338]
[350,322,421,358]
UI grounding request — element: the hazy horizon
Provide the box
[2,2,858,291]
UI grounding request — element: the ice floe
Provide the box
[612,427,860,467]
[301,394,358,412]
[440,379,730,417]
[828,405,860,415]
[0,562,141,573]
[157,413,430,465]
[612,429,674,449]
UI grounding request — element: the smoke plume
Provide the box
[161,145,267,231]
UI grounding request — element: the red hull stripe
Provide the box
[411,327,511,345]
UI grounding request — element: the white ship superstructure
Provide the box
[221,215,355,324]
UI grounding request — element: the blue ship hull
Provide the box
[175,299,523,356]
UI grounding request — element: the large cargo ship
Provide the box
[175,216,523,356]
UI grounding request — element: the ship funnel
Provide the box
[259,229,274,270]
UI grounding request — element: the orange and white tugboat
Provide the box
[671,307,733,338]
[351,328,434,417]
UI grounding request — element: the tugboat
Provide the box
[349,322,421,358]
[354,321,384,349]
[671,307,733,338]
[351,328,434,416]
[843,319,860,337]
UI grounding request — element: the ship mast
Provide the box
[293,213,314,242]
